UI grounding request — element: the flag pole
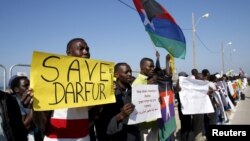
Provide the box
[148,34,158,52]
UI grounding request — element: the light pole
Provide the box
[192,12,209,69]
[221,42,232,74]
[230,48,236,70]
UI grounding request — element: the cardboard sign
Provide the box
[30,51,115,111]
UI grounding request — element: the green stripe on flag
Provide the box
[148,31,186,59]
[159,117,177,141]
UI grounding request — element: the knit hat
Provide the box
[178,71,188,77]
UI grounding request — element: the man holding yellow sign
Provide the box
[31,38,115,141]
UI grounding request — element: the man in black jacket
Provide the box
[0,90,28,141]
[95,62,140,141]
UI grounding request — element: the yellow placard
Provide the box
[30,51,115,111]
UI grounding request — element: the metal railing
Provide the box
[9,64,30,79]
[0,64,7,91]
[0,64,30,91]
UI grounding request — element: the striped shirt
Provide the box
[44,107,90,141]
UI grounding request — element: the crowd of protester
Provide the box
[175,68,248,141]
[0,37,248,141]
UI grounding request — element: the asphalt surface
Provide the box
[227,86,250,124]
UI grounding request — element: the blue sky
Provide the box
[1,0,250,87]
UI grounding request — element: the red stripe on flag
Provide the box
[160,90,174,108]
[46,118,89,138]
[157,5,176,23]
[133,0,143,13]
[133,0,176,23]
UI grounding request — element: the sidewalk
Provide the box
[174,104,181,141]
[227,86,250,124]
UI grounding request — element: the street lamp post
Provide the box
[192,12,209,69]
[221,42,232,74]
[230,48,236,70]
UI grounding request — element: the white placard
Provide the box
[128,85,161,125]
[179,76,214,114]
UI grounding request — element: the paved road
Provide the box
[228,86,250,124]
[174,86,250,140]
